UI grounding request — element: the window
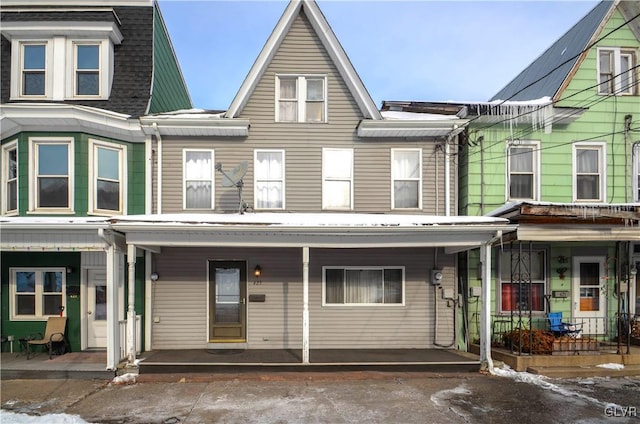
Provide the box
[634,144,640,202]
[500,250,546,313]
[507,142,539,200]
[573,143,605,202]
[29,138,73,212]
[183,150,214,209]
[276,75,326,122]
[598,48,636,95]
[2,141,18,214]
[10,268,66,320]
[323,148,353,210]
[392,149,421,209]
[324,267,404,305]
[254,150,284,209]
[89,140,126,214]
[74,43,100,96]
[21,43,47,96]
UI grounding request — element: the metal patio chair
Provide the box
[26,316,70,359]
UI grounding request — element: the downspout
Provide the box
[445,135,451,216]
[479,136,485,215]
[153,122,162,213]
[624,115,631,203]
[480,231,502,374]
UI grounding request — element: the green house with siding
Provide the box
[0,0,191,369]
[383,0,639,353]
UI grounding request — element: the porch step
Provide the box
[527,364,640,378]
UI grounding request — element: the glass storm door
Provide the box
[87,269,107,348]
[572,256,606,335]
[209,261,246,341]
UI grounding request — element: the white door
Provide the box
[87,269,107,348]
[572,256,607,335]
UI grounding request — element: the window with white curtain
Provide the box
[392,149,421,209]
[573,143,605,202]
[597,48,636,95]
[324,267,404,305]
[507,142,538,200]
[254,150,284,209]
[184,149,214,209]
[276,75,326,122]
[322,148,353,210]
[634,144,640,202]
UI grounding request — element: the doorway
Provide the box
[208,260,247,341]
[572,256,607,335]
[87,269,107,348]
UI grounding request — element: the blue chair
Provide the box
[547,312,582,338]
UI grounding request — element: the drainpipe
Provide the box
[98,229,119,371]
[445,134,452,216]
[126,244,137,368]
[480,231,502,374]
[624,115,631,203]
[153,122,162,214]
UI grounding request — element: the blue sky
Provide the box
[157,1,600,111]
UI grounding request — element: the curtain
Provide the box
[345,269,382,303]
[324,149,352,209]
[393,151,419,208]
[256,152,283,208]
[509,147,533,199]
[576,149,599,199]
[325,269,344,304]
[279,78,297,121]
[185,151,212,208]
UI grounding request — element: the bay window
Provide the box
[2,141,18,214]
[89,140,126,214]
[30,138,73,212]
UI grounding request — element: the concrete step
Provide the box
[527,364,640,378]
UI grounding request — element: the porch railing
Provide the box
[490,313,638,355]
[118,315,141,361]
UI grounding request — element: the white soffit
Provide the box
[517,225,640,241]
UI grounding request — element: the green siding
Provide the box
[148,3,192,113]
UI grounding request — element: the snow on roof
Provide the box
[488,201,640,217]
[1,216,110,225]
[380,111,460,121]
[143,108,226,119]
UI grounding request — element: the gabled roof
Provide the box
[490,0,639,102]
[225,0,381,120]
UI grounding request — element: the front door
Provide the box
[209,261,247,341]
[572,256,607,335]
[87,269,107,348]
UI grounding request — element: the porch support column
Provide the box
[302,246,310,364]
[126,244,137,367]
[105,244,120,370]
[480,242,494,372]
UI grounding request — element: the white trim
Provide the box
[2,140,19,215]
[572,141,606,203]
[182,149,215,210]
[10,40,51,99]
[28,137,75,213]
[506,140,540,202]
[254,149,285,210]
[275,75,327,123]
[322,148,354,210]
[9,267,67,321]
[596,47,637,96]
[88,139,127,216]
[322,266,406,306]
[67,40,111,100]
[391,148,422,210]
[497,248,547,314]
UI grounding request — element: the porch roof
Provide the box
[110,212,514,250]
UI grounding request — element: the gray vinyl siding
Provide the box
[156,10,456,215]
[151,246,456,350]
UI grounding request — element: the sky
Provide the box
[157,0,600,111]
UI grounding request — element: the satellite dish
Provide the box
[215,161,250,213]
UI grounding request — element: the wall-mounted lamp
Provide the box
[557,255,568,264]
[254,265,262,278]
[150,272,159,282]
[66,266,75,274]
[556,267,567,280]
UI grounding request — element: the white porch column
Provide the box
[302,246,310,364]
[105,245,120,370]
[126,244,137,367]
[480,243,494,372]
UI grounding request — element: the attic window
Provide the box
[276,75,326,123]
[597,48,636,95]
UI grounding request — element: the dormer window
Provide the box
[75,44,100,96]
[276,75,327,122]
[21,43,47,96]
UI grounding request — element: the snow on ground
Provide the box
[111,372,137,385]
[596,363,625,370]
[0,410,91,423]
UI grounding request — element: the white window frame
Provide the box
[275,75,327,123]
[2,140,19,215]
[634,143,640,202]
[322,266,405,306]
[254,149,285,210]
[498,249,547,314]
[88,139,127,215]
[182,149,215,210]
[573,142,606,202]
[10,267,67,321]
[28,137,74,213]
[506,140,540,201]
[391,148,422,209]
[597,47,637,95]
[69,40,106,98]
[13,40,52,98]
[322,148,353,210]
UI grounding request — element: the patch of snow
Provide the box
[381,111,460,121]
[596,363,624,370]
[111,373,137,385]
[0,410,91,423]
[430,384,471,407]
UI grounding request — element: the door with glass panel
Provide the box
[87,269,107,348]
[572,256,606,335]
[209,261,247,341]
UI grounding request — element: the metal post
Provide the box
[480,242,494,371]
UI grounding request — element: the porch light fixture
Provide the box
[254,265,262,278]
[150,272,159,282]
[66,266,75,274]
[556,267,567,280]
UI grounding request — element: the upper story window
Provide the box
[597,47,636,95]
[500,250,546,313]
[2,141,18,215]
[29,138,74,213]
[10,268,66,320]
[634,144,640,202]
[89,140,126,215]
[324,267,404,305]
[3,21,122,101]
[254,150,285,210]
[183,149,214,210]
[276,75,326,123]
[322,148,353,210]
[392,149,422,209]
[573,142,606,202]
[507,141,539,201]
